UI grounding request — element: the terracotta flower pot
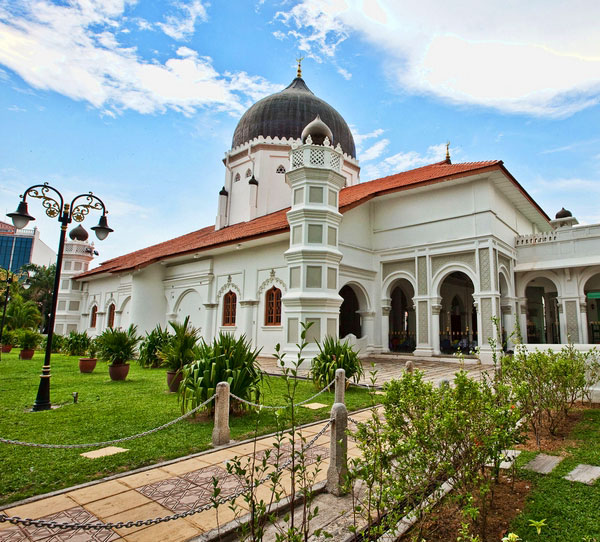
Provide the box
[166,370,183,393]
[108,363,130,381]
[79,357,97,373]
[19,348,35,360]
[1,345,12,353]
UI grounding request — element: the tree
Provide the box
[21,264,56,333]
[6,294,41,330]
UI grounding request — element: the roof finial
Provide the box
[296,55,304,78]
[445,141,451,163]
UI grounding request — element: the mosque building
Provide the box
[55,67,600,364]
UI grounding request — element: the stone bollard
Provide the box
[212,381,230,447]
[334,368,346,404]
[327,402,348,496]
[405,360,414,373]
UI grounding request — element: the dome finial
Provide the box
[296,55,304,78]
[446,141,451,163]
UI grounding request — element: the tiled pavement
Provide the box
[259,354,490,387]
[0,358,496,542]
[0,410,375,542]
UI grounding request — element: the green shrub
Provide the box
[179,333,262,413]
[17,329,43,349]
[1,328,17,346]
[42,333,64,353]
[87,337,99,358]
[96,325,140,366]
[349,370,523,540]
[63,331,91,356]
[138,324,172,368]
[502,344,600,444]
[159,317,200,374]
[310,336,364,388]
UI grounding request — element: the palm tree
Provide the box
[6,294,41,330]
[21,264,55,333]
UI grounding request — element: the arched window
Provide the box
[107,303,116,328]
[222,291,237,326]
[234,173,241,182]
[90,306,98,328]
[276,164,286,174]
[265,287,282,326]
[245,168,252,178]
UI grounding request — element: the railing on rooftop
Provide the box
[515,232,558,246]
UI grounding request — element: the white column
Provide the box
[380,303,391,353]
[431,300,442,355]
[580,300,589,344]
[203,303,218,341]
[358,310,376,353]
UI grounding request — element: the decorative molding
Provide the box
[257,269,287,296]
[431,252,476,278]
[216,275,241,299]
[382,260,415,281]
[417,257,427,295]
[565,300,579,341]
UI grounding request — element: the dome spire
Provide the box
[296,55,304,78]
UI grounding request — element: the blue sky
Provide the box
[1,0,599,266]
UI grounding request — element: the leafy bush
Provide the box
[63,331,91,357]
[348,369,523,540]
[17,329,43,349]
[96,325,140,366]
[42,333,64,353]
[159,317,200,373]
[6,295,41,330]
[1,328,17,347]
[501,344,600,444]
[138,324,172,368]
[179,333,262,413]
[310,336,364,388]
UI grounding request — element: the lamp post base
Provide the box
[32,374,51,412]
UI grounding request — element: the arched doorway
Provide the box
[339,285,361,338]
[525,277,560,344]
[584,273,600,343]
[439,272,476,354]
[389,279,415,352]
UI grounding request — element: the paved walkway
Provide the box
[259,354,490,388]
[0,410,374,542]
[0,357,489,542]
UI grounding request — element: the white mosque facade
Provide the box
[54,73,600,364]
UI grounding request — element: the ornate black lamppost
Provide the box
[8,183,113,411]
[0,269,30,350]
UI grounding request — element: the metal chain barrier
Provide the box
[230,378,335,410]
[0,394,216,449]
[0,419,333,532]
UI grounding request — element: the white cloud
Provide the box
[274,0,600,117]
[362,143,447,179]
[352,127,384,148]
[7,105,26,112]
[361,138,389,161]
[0,1,278,117]
[157,0,208,41]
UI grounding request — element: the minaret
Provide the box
[281,116,345,365]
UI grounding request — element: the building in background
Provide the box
[0,221,55,272]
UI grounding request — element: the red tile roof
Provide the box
[76,160,546,279]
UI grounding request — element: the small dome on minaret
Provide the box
[301,115,333,146]
[555,207,572,219]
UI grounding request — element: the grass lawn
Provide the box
[510,407,600,541]
[0,351,375,506]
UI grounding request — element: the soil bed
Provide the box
[402,474,531,542]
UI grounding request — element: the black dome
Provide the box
[555,207,572,219]
[232,77,356,158]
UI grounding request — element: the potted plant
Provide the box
[159,316,199,392]
[79,337,99,374]
[310,336,364,389]
[18,329,42,360]
[1,328,16,353]
[97,325,140,381]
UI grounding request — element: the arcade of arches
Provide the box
[438,272,477,354]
